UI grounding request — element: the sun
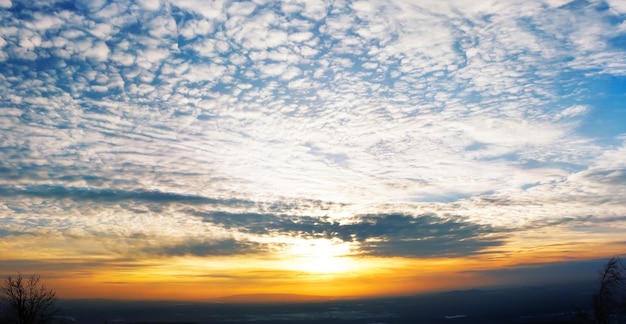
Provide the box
[282,238,358,275]
[290,255,355,274]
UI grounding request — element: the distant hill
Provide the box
[210,293,349,303]
[57,281,597,323]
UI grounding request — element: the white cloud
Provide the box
[147,15,177,38]
[297,45,318,57]
[456,118,566,149]
[228,1,257,16]
[18,32,41,50]
[27,13,64,31]
[606,0,626,14]
[553,105,589,121]
[141,47,171,63]
[225,11,289,50]
[137,0,162,11]
[110,49,136,66]
[362,62,378,69]
[83,40,110,61]
[298,0,329,21]
[179,19,215,39]
[280,66,301,80]
[171,0,226,20]
[289,31,314,43]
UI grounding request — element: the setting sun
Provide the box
[291,255,356,275]
[281,238,359,274]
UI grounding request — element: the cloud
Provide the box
[137,0,161,11]
[582,168,626,185]
[553,105,589,121]
[143,238,265,257]
[171,0,226,20]
[0,184,254,207]
[0,228,27,237]
[0,257,151,279]
[197,211,504,258]
[345,214,504,257]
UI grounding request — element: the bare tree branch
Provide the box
[0,273,59,324]
[593,256,626,324]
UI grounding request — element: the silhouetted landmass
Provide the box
[56,281,597,324]
[210,293,346,303]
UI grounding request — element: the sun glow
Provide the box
[282,238,359,275]
[290,255,355,274]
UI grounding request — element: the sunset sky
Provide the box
[1,0,626,301]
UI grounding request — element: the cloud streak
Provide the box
[0,184,254,207]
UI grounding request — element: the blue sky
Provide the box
[0,0,625,298]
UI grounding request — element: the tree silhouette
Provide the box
[0,273,59,324]
[593,256,626,324]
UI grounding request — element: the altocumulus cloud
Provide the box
[0,0,625,273]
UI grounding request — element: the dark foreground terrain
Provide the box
[57,282,597,323]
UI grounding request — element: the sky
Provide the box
[1,0,626,301]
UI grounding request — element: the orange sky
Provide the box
[4,235,623,301]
